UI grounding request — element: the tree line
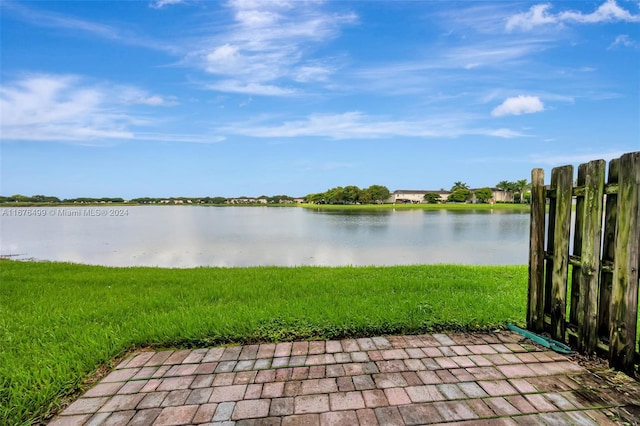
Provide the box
[0,194,297,205]
[0,195,124,204]
[305,185,391,204]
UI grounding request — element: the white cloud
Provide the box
[222,111,525,140]
[205,44,243,74]
[507,0,640,31]
[195,1,357,96]
[113,86,179,106]
[150,0,185,9]
[131,95,179,106]
[0,74,130,142]
[491,96,544,117]
[558,0,640,24]
[487,128,526,138]
[0,74,213,144]
[506,4,558,31]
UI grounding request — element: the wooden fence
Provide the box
[527,151,640,374]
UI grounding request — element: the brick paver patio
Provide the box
[49,331,640,425]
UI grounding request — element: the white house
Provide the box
[389,190,452,204]
[390,188,515,204]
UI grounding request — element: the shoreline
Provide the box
[0,202,531,210]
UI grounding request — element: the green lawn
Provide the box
[0,260,527,425]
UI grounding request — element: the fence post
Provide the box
[550,165,574,341]
[609,152,640,373]
[576,160,605,354]
[528,168,546,332]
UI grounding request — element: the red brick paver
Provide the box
[49,332,640,425]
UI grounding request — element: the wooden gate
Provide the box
[527,151,639,374]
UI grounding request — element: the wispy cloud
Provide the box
[609,34,637,49]
[150,0,186,9]
[0,74,218,145]
[134,95,179,106]
[2,1,118,38]
[133,132,225,144]
[1,1,175,52]
[506,0,640,31]
[221,111,525,140]
[1,74,131,142]
[492,96,545,117]
[444,40,549,70]
[206,80,295,96]
[193,0,357,96]
[435,3,521,35]
[487,128,527,138]
[355,39,547,78]
[348,37,551,99]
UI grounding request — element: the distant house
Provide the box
[158,198,192,204]
[390,188,515,204]
[467,188,516,203]
[486,188,514,203]
[389,190,451,204]
[227,197,264,205]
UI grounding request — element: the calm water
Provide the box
[0,206,530,267]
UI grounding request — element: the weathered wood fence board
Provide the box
[609,152,640,372]
[549,165,573,342]
[527,168,545,332]
[576,160,605,354]
[528,151,640,375]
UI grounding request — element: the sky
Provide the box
[1,0,639,199]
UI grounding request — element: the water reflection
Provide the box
[0,206,530,267]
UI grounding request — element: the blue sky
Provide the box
[1,0,638,199]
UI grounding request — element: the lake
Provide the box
[0,206,530,267]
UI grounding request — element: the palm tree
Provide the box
[451,181,469,192]
[496,180,512,192]
[514,179,530,203]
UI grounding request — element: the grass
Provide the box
[0,260,527,425]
